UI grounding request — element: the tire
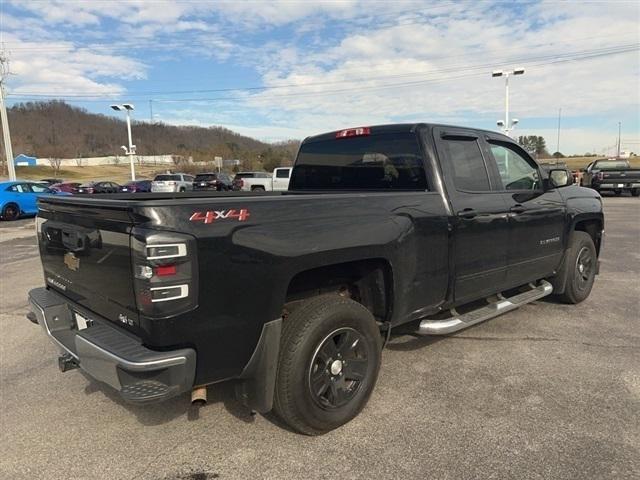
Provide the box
[252,186,266,192]
[631,189,640,197]
[179,187,186,192]
[273,295,382,435]
[1,203,20,221]
[613,189,622,196]
[556,231,597,304]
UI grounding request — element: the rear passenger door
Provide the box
[482,135,566,287]
[433,127,510,303]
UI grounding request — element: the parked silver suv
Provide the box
[151,173,195,193]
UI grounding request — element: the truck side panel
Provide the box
[133,192,449,384]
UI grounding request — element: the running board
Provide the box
[417,280,553,335]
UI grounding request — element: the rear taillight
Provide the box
[131,230,198,317]
[239,179,244,187]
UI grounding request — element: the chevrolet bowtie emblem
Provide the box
[64,252,80,271]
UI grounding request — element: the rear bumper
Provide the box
[28,287,196,404]
[597,182,640,189]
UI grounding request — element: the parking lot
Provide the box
[0,196,638,480]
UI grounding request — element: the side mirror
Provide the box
[548,169,572,188]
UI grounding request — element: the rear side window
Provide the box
[195,174,217,181]
[441,138,491,192]
[275,169,290,178]
[291,133,427,190]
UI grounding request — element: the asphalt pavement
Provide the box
[1,196,638,480]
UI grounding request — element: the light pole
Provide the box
[492,67,525,136]
[110,104,136,180]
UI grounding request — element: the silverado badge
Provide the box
[63,252,80,271]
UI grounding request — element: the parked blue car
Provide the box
[0,180,71,221]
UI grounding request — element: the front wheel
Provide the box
[556,231,597,304]
[1,203,20,221]
[274,295,382,435]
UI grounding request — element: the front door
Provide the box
[483,138,566,286]
[434,128,510,304]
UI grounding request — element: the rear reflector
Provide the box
[154,265,177,277]
[336,127,371,139]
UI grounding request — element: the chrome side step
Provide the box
[417,280,553,335]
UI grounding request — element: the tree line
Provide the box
[2,101,299,172]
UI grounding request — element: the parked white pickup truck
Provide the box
[232,168,292,192]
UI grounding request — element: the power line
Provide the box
[7,43,638,101]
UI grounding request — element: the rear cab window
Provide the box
[195,174,217,181]
[290,132,427,190]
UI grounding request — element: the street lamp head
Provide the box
[110,104,123,111]
[497,120,505,127]
[512,118,519,125]
[122,104,135,111]
[492,70,504,77]
[513,67,525,75]
[121,145,127,152]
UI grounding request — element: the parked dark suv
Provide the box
[193,172,233,191]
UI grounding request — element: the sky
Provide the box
[1,0,639,155]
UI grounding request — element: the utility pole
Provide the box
[0,51,16,180]
[556,108,562,155]
[617,122,621,158]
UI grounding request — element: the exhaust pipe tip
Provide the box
[191,386,207,405]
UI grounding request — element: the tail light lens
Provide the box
[131,229,198,318]
[239,179,244,188]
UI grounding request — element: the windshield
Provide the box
[154,174,181,181]
[595,160,630,170]
[291,132,427,190]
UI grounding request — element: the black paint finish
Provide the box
[34,123,604,388]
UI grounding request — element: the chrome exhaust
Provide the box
[191,386,207,405]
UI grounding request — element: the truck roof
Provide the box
[303,123,513,144]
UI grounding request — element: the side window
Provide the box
[9,184,27,193]
[489,142,540,191]
[275,169,289,178]
[442,138,491,192]
[29,183,49,193]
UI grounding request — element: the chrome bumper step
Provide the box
[417,280,553,335]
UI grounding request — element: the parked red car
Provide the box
[49,182,81,194]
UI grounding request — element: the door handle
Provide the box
[457,208,478,219]
[510,204,526,214]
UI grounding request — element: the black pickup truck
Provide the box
[580,159,640,196]
[28,124,604,435]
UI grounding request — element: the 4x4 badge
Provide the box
[64,252,80,271]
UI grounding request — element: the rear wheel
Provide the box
[556,231,597,304]
[252,186,265,192]
[631,189,640,197]
[1,203,20,221]
[274,295,382,435]
[613,189,622,196]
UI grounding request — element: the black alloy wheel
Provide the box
[308,327,370,410]
[556,231,597,304]
[1,204,20,221]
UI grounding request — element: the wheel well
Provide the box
[574,219,602,255]
[2,202,19,213]
[284,259,392,323]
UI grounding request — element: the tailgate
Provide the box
[36,200,138,326]
[601,170,640,181]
